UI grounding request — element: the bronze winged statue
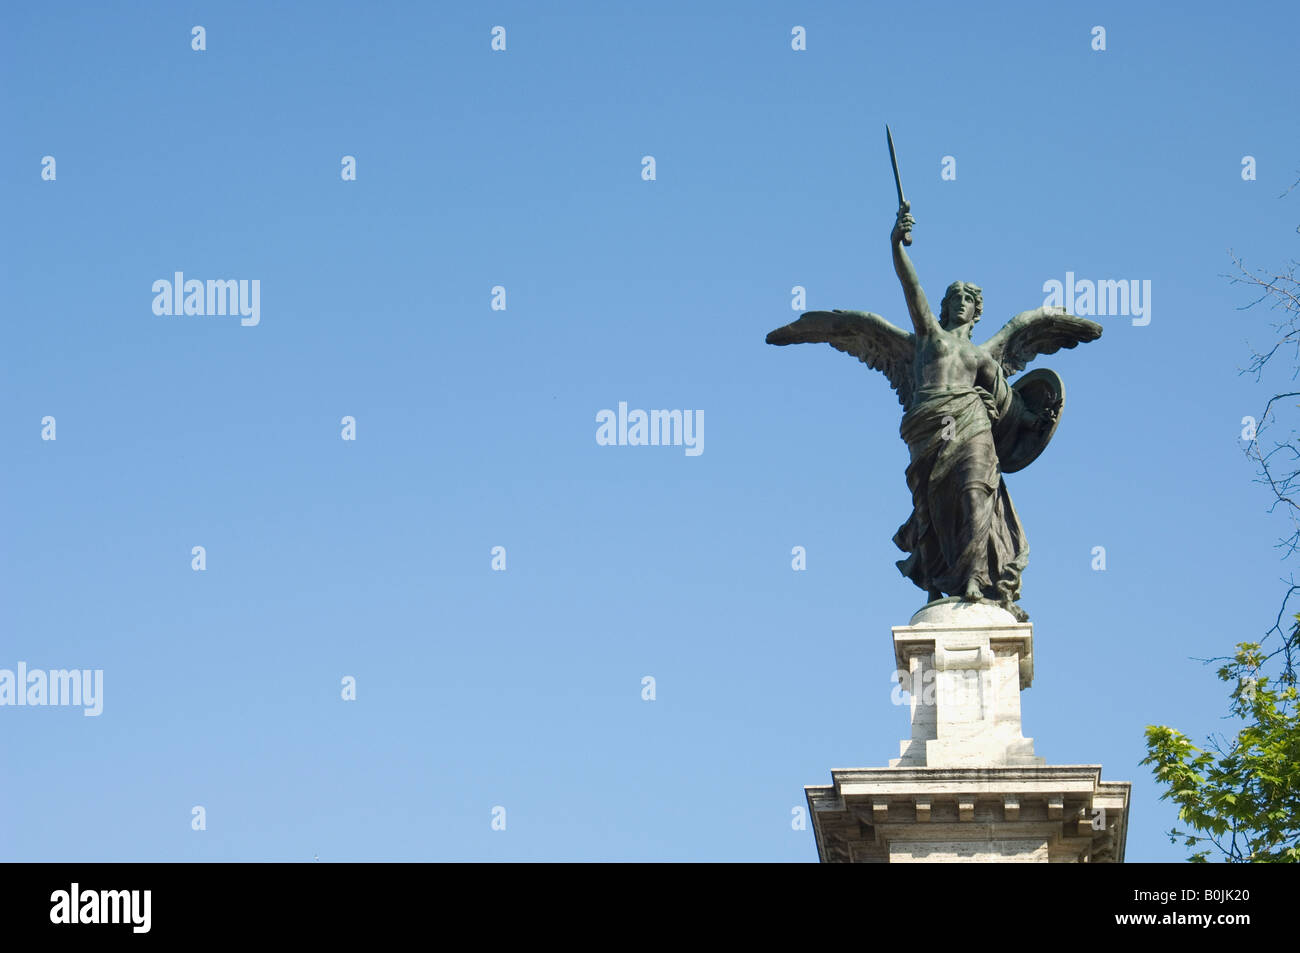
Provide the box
[766,202,1102,621]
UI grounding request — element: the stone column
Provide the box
[805,601,1130,862]
[891,601,1041,768]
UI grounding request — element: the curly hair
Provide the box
[939,281,983,329]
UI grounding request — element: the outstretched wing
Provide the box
[766,310,916,406]
[980,307,1103,376]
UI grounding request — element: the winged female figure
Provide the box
[766,207,1102,620]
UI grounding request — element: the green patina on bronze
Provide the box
[766,128,1102,621]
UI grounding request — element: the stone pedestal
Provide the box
[806,600,1130,862]
[891,600,1042,768]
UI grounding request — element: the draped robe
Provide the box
[892,370,1030,603]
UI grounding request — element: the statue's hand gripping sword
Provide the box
[886,124,912,247]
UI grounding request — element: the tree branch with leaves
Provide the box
[1142,171,1300,862]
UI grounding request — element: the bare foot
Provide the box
[962,579,983,602]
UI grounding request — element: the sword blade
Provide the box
[886,124,906,208]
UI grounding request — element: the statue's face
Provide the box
[943,285,978,330]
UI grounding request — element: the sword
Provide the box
[886,124,912,247]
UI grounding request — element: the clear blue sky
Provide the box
[2,1,1297,862]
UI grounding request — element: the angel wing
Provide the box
[765,310,916,406]
[980,307,1103,377]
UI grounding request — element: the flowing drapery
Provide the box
[892,382,1029,603]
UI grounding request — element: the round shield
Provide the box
[998,368,1065,474]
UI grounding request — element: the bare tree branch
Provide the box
[1231,183,1300,688]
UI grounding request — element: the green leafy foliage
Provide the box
[1143,635,1300,862]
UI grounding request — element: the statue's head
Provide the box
[939,281,983,332]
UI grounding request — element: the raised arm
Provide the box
[891,205,939,337]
